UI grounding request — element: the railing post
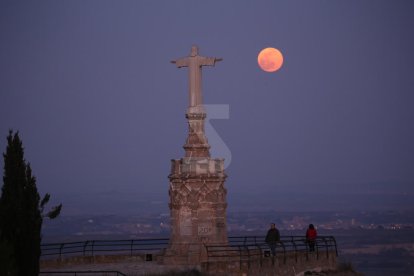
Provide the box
[292,239,298,263]
[59,243,64,260]
[304,238,309,261]
[256,244,263,267]
[245,245,251,269]
[316,239,319,259]
[323,237,329,259]
[130,239,134,256]
[238,245,242,269]
[205,245,210,271]
[91,240,95,256]
[280,241,286,264]
[83,240,88,256]
[331,236,338,256]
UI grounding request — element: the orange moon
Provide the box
[257,47,284,72]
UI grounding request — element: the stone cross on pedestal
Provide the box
[165,46,228,265]
[171,45,222,109]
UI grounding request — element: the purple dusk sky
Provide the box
[1,1,413,214]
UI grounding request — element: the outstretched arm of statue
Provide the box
[171,58,188,68]
[201,57,222,66]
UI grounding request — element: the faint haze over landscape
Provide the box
[1,1,413,215]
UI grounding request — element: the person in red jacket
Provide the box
[306,224,317,252]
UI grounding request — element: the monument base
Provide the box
[163,242,207,265]
[166,155,228,266]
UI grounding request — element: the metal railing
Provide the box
[205,235,338,269]
[41,238,169,259]
[228,235,337,256]
[41,235,337,263]
[205,243,265,270]
[39,271,126,276]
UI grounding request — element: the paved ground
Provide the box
[40,256,200,276]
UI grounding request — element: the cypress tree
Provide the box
[0,130,62,275]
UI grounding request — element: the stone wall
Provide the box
[40,250,336,276]
[201,250,337,276]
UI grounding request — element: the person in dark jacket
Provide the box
[265,223,280,256]
[306,224,317,252]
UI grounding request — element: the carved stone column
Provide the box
[164,111,228,265]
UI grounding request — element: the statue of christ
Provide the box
[171,45,222,108]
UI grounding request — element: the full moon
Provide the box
[257,47,284,72]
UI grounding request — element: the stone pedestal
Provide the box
[164,111,228,265]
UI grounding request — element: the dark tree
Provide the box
[0,130,62,275]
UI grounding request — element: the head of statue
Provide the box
[191,45,199,56]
